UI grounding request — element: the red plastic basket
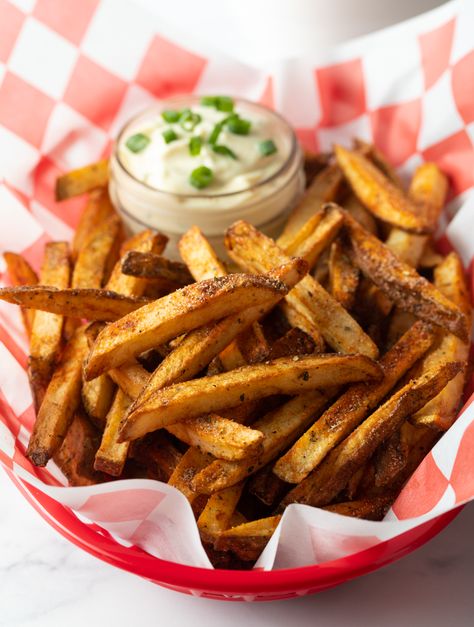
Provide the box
[7,468,461,602]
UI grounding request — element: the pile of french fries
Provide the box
[2,139,471,569]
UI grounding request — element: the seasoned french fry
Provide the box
[344,211,469,341]
[82,374,116,428]
[373,421,416,490]
[273,321,434,483]
[303,150,331,186]
[322,495,394,521]
[56,159,109,201]
[179,226,227,281]
[342,193,378,234]
[280,360,462,509]
[130,432,182,481]
[197,482,244,543]
[328,238,359,309]
[214,515,281,561]
[168,447,214,509]
[236,322,269,364]
[28,242,71,410]
[267,327,316,360]
[72,188,116,259]
[354,138,404,189]
[278,301,325,352]
[0,286,149,321]
[94,389,131,476]
[3,252,38,337]
[335,145,430,233]
[248,466,287,507]
[419,241,444,269]
[27,326,89,466]
[109,362,149,398]
[226,220,378,358]
[386,308,417,348]
[121,250,193,286]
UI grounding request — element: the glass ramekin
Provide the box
[109,97,304,258]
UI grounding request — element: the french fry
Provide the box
[386,308,417,348]
[226,220,378,358]
[94,389,131,476]
[411,252,472,430]
[373,421,416,490]
[280,360,462,509]
[354,138,404,189]
[124,354,381,439]
[168,447,214,511]
[248,466,287,507]
[278,301,325,352]
[278,164,343,247]
[344,211,469,341]
[55,159,109,201]
[85,272,291,380]
[197,482,244,543]
[322,495,394,521]
[342,193,378,234]
[129,432,182,482]
[72,188,116,259]
[235,322,269,364]
[121,250,193,286]
[28,242,71,410]
[273,320,435,483]
[328,238,359,309]
[0,286,149,321]
[3,251,38,337]
[419,241,444,269]
[335,145,430,233]
[267,327,316,360]
[82,374,116,428]
[109,362,149,398]
[179,225,227,280]
[26,326,89,466]
[303,150,331,186]
[214,515,281,561]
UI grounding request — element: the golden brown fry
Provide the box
[328,238,359,309]
[354,138,404,189]
[335,145,430,233]
[124,354,381,438]
[322,495,394,521]
[197,482,244,543]
[236,322,269,365]
[168,447,214,505]
[248,466,287,507]
[342,193,378,234]
[273,320,434,483]
[226,220,378,358]
[179,226,227,281]
[278,165,343,247]
[278,301,325,352]
[344,211,469,341]
[27,326,88,466]
[214,515,281,561]
[85,272,291,380]
[373,421,416,490]
[280,360,462,509]
[121,250,193,286]
[4,252,38,337]
[419,241,444,269]
[28,242,71,410]
[130,432,182,482]
[303,150,331,186]
[267,328,316,360]
[72,188,116,259]
[94,389,131,476]
[109,362,149,398]
[56,159,109,201]
[82,374,116,428]
[0,286,148,321]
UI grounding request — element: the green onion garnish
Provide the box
[259,139,277,156]
[212,144,237,160]
[200,96,218,107]
[161,109,180,123]
[189,136,202,156]
[190,166,213,189]
[200,95,234,112]
[125,133,150,153]
[179,109,201,132]
[226,115,251,135]
[208,122,223,145]
[162,128,179,144]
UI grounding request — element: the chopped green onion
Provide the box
[179,109,201,132]
[226,115,251,135]
[161,109,180,123]
[212,144,237,160]
[190,166,213,189]
[200,95,234,112]
[200,96,218,107]
[189,136,202,156]
[162,128,179,144]
[259,139,277,156]
[208,122,223,145]
[125,133,150,153]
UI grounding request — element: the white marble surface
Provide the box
[1,469,473,627]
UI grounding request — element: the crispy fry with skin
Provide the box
[121,251,193,286]
[214,515,281,561]
[82,374,115,428]
[303,150,331,186]
[124,354,381,438]
[85,272,291,380]
[197,482,244,543]
[236,322,269,364]
[279,360,462,509]
[344,211,469,341]
[94,389,131,476]
[354,139,404,189]
[267,328,316,360]
[335,145,430,233]
[411,252,472,430]
[373,421,416,489]
[72,188,116,259]
[109,362,149,398]
[322,495,394,521]
[168,447,214,507]
[273,321,435,483]
[278,302,325,352]
[0,286,149,321]
[28,242,71,410]
[248,466,287,507]
[342,194,378,234]
[56,159,109,201]
[179,226,227,280]
[226,220,378,358]
[27,326,88,466]
[328,238,359,309]
[3,252,38,337]
[130,432,182,482]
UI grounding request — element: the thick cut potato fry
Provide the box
[226,220,378,358]
[191,391,330,494]
[130,432,182,481]
[121,250,193,286]
[3,252,38,336]
[109,362,149,398]
[280,360,462,509]
[56,159,109,201]
[322,495,394,521]
[85,272,290,380]
[278,301,325,352]
[248,466,287,507]
[94,389,131,476]
[168,447,214,508]
[267,328,316,360]
[411,252,471,430]
[236,322,269,364]
[344,211,469,341]
[373,421,416,489]
[303,150,331,186]
[278,165,343,247]
[27,326,88,466]
[72,188,116,259]
[328,238,359,309]
[342,194,378,234]
[354,139,404,189]
[82,374,116,428]
[28,242,71,410]
[214,516,281,561]
[179,226,227,281]
[335,145,430,233]
[124,354,381,438]
[273,321,434,483]
[0,286,149,321]
[72,214,122,289]
[197,482,244,543]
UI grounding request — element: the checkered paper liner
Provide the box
[0,0,473,570]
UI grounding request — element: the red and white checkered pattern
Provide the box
[0,0,473,571]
